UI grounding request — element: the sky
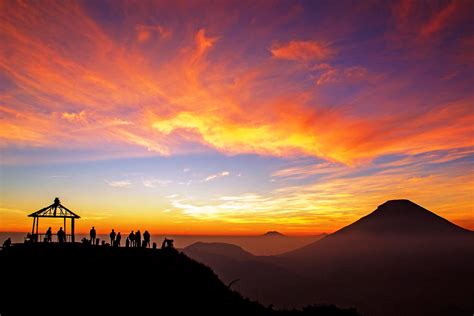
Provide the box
[0,0,473,235]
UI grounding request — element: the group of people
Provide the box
[88,227,151,248]
[3,229,175,250]
[126,229,151,248]
[41,227,66,243]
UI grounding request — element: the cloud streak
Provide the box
[105,180,132,188]
[271,40,333,62]
[204,171,230,182]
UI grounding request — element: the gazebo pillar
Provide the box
[31,217,36,235]
[71,218,75,242]
[36,217,39,238]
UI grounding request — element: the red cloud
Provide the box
[271,40,333,62]
[135,24,172,43]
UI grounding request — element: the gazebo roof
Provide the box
[28,198,80,219]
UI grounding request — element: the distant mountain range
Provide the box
[181,232,326,256]
[184,200,474,316]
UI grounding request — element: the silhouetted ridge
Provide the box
[185,242,254,260]
[0,243,359,316]
[263,231,285,237]
[335,199,471,235]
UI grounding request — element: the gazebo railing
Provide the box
[25,233,74,243]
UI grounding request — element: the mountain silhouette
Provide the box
[335,199,471,235]
[263,231,286,237]
[185,242,255,261]
[184,200,474,316]
[283,199,473,259]
[183,242,311,307]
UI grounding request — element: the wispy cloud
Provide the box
[142,178,172,188]
[48,175,70,179]
[204,171,230,182]
[169,155,473,232]
[105,180,132,188]
[135,24,171,43]
[271,40,333,62]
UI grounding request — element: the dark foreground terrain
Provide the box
[0,243,359,316]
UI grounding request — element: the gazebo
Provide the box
[28,198,80,242]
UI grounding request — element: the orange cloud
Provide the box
[167,161,474,233]
[135,24,172,43]
[0,1,472,167]
[271,40,333,62]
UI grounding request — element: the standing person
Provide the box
[135,230,141,248]
[110,229,116,246]
[143,230,150,248]
[45,227,52,243]
[125,237,130,248]
[115,232,121,247]
[3,238,11,248]
[57,227,65,243]
[128,231,135,247]
[90,226,96,245]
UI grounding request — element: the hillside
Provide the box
[0,243,358,316]
[184,242,312,307]
[276,200,474,315]
[183,200,474,316]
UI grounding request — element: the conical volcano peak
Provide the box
[373,199,431,216]
[336,199,470,235]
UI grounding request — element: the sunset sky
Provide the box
[1,0,473,235]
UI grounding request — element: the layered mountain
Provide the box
[183,242,311,306]
[276,200,474,315]
[184,200,474,316]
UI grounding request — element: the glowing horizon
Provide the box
[1,0,473,235]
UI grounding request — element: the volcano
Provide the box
[283,199,473,259]
[275,200,474,315]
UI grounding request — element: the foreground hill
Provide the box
[0,243,358,316]
[184,200,474,316]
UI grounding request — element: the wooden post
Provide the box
[64,217,66,238]
[71,218,75,243]
[31,217,36,235]
[35,217,39,240]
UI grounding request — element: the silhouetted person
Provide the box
[57,227,65,243]
[125,237,130,248]
[90,226,96,245]
[135,230,141,248]
[143,230,150,248]
[115,232,121,247]
[25,232,33,243]
[128,231,135,247]
[45,227,52,243]
[161,238,174,249]
[3,237,11,248]
[110,229,116,246]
